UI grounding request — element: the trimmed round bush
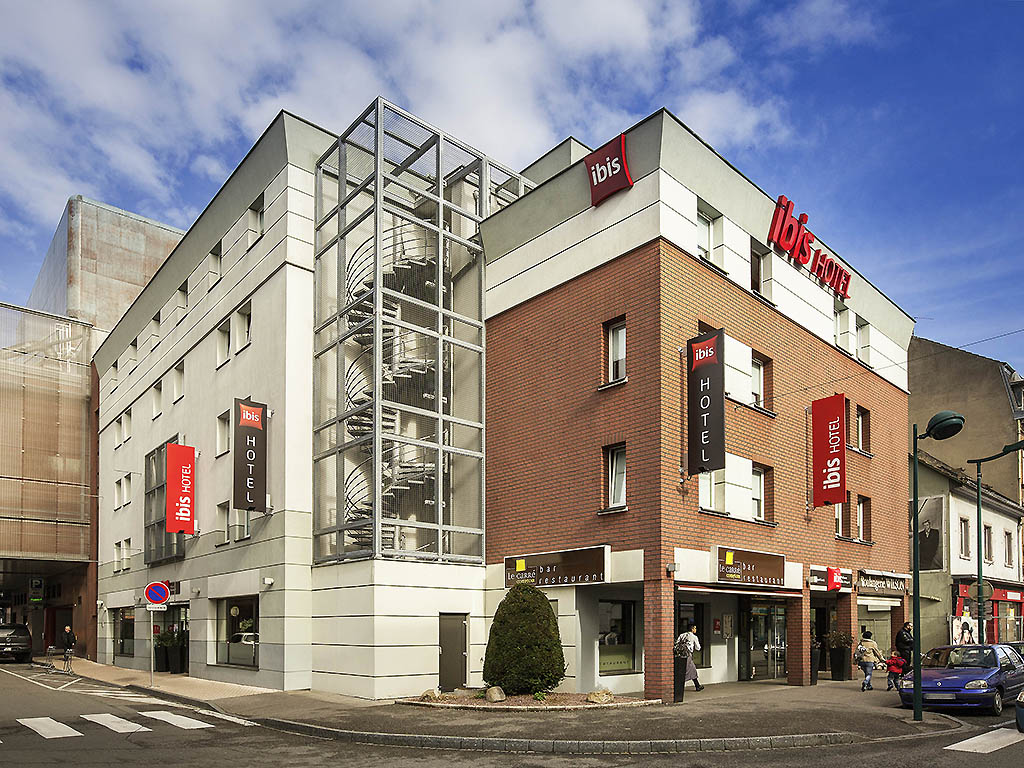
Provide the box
[483,582,565,695]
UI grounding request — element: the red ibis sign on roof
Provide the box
[585,134,633,206]
[767,195,852,299]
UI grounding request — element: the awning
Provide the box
[676,584,802,599]
[861,569,911,580]
[857,596,902,608]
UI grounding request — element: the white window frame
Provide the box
[835,502,843,537]
[696,214,712,261]
[216,411,231,456]
[216,319,231,367]
[121,538,131,571]
[751,467,764,520]
[113,478,122,509]
[700,469,726,514]
[152,380,163,419]
[607,321,626,383]
[1006,530,1015,567]
[234,507,251,541]
[172,361,185,402]
[960,517,971,558]
[123,408,132,442]
[751,358,764,407]
[856,497,865,541]
[984,524,993,563]
[122,473,131,505]
[856,408,867,451]
[235,302,252,352]
[608,445,626,508]
[217,502,230,546]
[113,542,122,572]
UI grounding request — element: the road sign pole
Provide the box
[150,608,154,688]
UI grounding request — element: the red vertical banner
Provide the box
[811,393,846,507]
[166,443,196,534]
[826,567,842,591]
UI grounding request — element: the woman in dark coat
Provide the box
[675,623,705,691]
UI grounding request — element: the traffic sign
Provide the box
[146,604,168,612]
[144,581,170,605]
[967,581,995,602]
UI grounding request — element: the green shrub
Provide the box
[483,582,565,695]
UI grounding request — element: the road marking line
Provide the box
[195,710,257,727]
[0,667,61,691]
[140,711,215,730]
[57,677,81,690]
[945,729,1024,754]
[17,717,83,739]
[81,714,152,734]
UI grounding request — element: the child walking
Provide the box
[885,649,907,691]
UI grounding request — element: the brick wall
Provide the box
[485,237,910,701]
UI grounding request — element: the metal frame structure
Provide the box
[311,98,531,565]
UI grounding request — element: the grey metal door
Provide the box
[439,613,467,692]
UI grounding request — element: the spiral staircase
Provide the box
[340,222,445,552]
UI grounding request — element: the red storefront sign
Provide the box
[826,567,843,591]
[584,134,633,206]
[767,195,852,299]
[811,393,846,507]
[165,443,195,535]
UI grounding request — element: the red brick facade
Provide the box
[485,238,910,701]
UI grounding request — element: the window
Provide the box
[1006,531,1015,567]
[835,502,843,537]
[208,242,222,285]
[699,469,726,513]
[751,467,764,520]
[249,196,265,242]
[122,473,132,505]
[123,408,132,442]
[217,502,230,545]
[152,380,162,419]
[751,358,764,407]
[960,517,971,558]
[113,478,122,509]
[234,507,251,540]
[149,313,161,348]
[607,320,626,382]
[856,407,870,452]
[144,439,184,564]
[235,302,252,351]
[216,596,259,667]
[113,608,135,657]
[607,445,626,508]
[856,320,870,365]
[172,360,185,401]
[598,600,637,674]
[177,281,188,310]
[984,525,993,562]
[857,496,871,541]
[113,542,122,572]
[216,411,230,456]
[696,214,712,261]
[121,537,131,570]
[216,320,231,367]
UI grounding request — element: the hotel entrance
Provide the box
[738,599,787,680]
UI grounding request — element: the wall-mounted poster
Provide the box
[951,613,978,646]
[910,496,944,571]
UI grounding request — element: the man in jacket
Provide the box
[895,622,914,666]
[59,625,76,673]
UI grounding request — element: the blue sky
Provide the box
[0,0,1021,370]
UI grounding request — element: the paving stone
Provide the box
[699,738,727,751]
[722,737,752,750]
[504,738,531,752]
[552,741,578,754]
[576,740,604,753]
[674,739,702,752]
[602,740,631,753]
[528,740,554,753]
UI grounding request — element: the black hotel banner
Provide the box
[233,398,267,513]
[686,329,725,475]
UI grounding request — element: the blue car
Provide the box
[898,644,1024,716]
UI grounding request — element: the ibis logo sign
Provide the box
[233,398,267,513]
[585,134,633,206]
[767,194,852,299]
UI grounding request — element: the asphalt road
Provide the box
[0,660,1021,767]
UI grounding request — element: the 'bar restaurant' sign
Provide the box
[504,546,609,588]
[716,546,786,586]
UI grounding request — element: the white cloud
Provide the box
[676,89,790,149]
[762,0,877,51]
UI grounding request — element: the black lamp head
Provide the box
[926,410,965,441]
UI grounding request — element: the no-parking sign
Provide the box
[144,581,170,605]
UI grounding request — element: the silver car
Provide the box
[0,624,32,663]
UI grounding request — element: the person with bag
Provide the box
[674,623,704,692]
[854,630,886,691]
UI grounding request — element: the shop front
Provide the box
[954,582,1024,643]
[808,565,853,677]
[855,570,908,654]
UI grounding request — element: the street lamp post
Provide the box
[967,439,1024,644]
[911,410,965,722]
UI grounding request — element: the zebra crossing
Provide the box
[943,724,1024,754]
[1,709,256,744]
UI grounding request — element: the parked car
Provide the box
[0,624,33,663]
[898,645,1024,715]
[1018,690,1024,732]
[1007,641,1024,662]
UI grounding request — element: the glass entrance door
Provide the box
[748,602,787,680]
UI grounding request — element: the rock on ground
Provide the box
[586,689,614,704]
[485,686,506,702]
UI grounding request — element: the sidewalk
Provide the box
[59,661,959,753]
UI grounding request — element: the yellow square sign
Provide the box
[516,559,526,572]
[725,551,734,566]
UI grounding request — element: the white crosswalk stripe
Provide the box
[944,728,1024,754]
[140,710,215,730]
[80,713,152,734]
[16,717,82,739]
[195,709,257,727]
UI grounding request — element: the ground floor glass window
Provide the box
[113,607,135,656]
[598,600,636,674]
[216,596,259,667]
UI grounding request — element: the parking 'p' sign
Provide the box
[144,581,170,605]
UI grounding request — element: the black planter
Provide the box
[810,646,820,685]
[178,641,188,673]
[154,645,169,673]
[829,647,851,681]
[168,645,182,674]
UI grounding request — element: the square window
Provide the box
[216,320,231,367]
[235,302,252,351]
[607,320,626,382]
[699,469,726,513]
[217,411,230,456]
[607,445,626,508]
[233,507,251,540]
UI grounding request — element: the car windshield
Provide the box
[0,625,29,637]
[922,647,996,669]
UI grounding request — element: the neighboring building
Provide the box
[93,102,530,695]
[909,337,1024,505]
[914,451,1024,650]
[0,197,181,658]
[481,108,915,702]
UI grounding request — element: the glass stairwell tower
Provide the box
[312,98,530,564]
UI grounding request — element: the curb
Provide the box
[254,717,860,753]
[125,684,227,714]
[399,698,661,711]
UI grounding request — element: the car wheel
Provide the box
[17,653,31,664]
[991,690,1004,717]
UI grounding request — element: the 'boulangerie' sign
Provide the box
[811,393,846,507]
[687,329,725,475]
[233,398,267,513]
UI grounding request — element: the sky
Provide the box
[0,0,1021,371]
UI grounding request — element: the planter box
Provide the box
[168,645,183,674]
[810,647,820,685]
[829,648,851,681]
[155,646,169,673]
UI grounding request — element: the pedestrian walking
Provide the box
[895,621,914,666]
[674,623,704,692]
[59,624,76,674]
[854,631,886,691]
[885,649,907,691]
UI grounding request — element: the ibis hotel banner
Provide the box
[584,134,633,207]
[811,393,846,507]
[233,398,267,513]
[687,329,725,475]
[165,443,195,535]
